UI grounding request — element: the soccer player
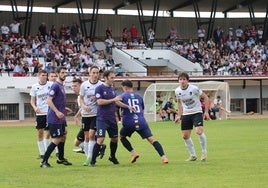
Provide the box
[79,66,106,166]
[40,66,72,168]
[119,80,169,164]
[175,72,209,162]
[90,70,134,167]
[30,70,52,159]
[71,77,85,154]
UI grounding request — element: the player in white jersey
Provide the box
[79,66,106,166]
[175,72,210,162]
[30,70,53,159]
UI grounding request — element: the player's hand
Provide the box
[66,107,73,115]
[84,106,92,112]
[128,106,136,112]
[174,116,181,124]
[56,111,65,119]
[114,96,122,102]
[35,107,41,114]
[204,112,210,121]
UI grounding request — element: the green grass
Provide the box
[0,119,268,188]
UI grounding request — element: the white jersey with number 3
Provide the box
[175,84,203,115]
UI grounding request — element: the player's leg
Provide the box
[181,114,197,161]
[108,121,119,164]
[143,128,168,163]
[120,127,138,163]
[194,114,207,162]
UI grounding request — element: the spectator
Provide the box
[9,19,21,38]
[162,97,177,121]
[213,26,224,45]
[38,22,47,41]
[211,95,231,120]
[147,27,155,49]
[235,25,243,42]
[122,28,128,43]
[104,35,114,54]
[197,25,205,42]
[105,26,112,38]
[129,24,138,42]
[70,22,79,42]
[1,21,10,41]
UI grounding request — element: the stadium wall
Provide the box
[0,76,268,120]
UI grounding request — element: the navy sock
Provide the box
[153,141,165,157]
[57,142,65,160]
[120,137,133,152]
[91,143,101,164]
[43,142,57,162]
[110,141,118,158]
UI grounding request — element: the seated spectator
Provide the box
[13,62,26,77]
[115,63,129,76]
[155,95,166,121]
[104,35,114,53]
[211,95,231,120]
[162,97,177,121]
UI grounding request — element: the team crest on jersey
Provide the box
[49,90,55,95]
[96,93,100,98]
[190,92,192,95]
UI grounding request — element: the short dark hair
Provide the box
[178,72,189,81]
[103,70,115,79]
[55,66,67,73]
[38,70,47,75]
[89,65,99,72]
[121,80,133,88]
[72,77,82,84]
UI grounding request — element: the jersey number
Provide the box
[127,99,140,113]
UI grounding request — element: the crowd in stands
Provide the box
[167,25,268,76]
[0,19,267,77]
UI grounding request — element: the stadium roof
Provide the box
[1,0,267,14]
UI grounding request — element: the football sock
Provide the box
[91,143,101,164]
[153,141,165,156]
[87,140,96,160]
[57,142,65,160]
[37,140,45,155]
[184,138,196,157]
[43,142,57,162]
[199,133,207,154]
[120,137,133,152]
[44,139,50,150]
[84,141,89,158]
[110,141,118,158]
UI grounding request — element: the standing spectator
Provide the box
[244,25,251,42]
[175,72,209,162]
[129,24,138,42]
[250,25,257,42]
[9,19,21,38]
[89,70,134,167]
[104,35,114,54]
[105,26,112,39]
[40,66,73,168]
[122,28,128,43]
[70,22,79,42]
[1,21,10,41]
[59,24,66,40]
[50,25,57,40]
[119,80,169,164]
[38,22,47,41]
[30,70,52,159]
[213,26,224,45]
[235,25,243,42]
[257,26,264,44]
[197,25,205,42]
[147,27,155,49]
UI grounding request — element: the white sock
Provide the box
[55,146,59,154]
[79,142,84,150]
[44,139,50,151]
[184,138,196,157]
[37,140,45,155]
[87,140,96,160]
[84,141,89,158]
[199,133,207,154]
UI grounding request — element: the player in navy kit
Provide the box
[119,80,169,164]
[90,71,134,167]
[40,67,72,168]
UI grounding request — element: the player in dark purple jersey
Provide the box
[90,71,135,167]
[40,67,72,168]
[119,80,169,164]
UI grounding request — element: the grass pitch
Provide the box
[0,119,267,188]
